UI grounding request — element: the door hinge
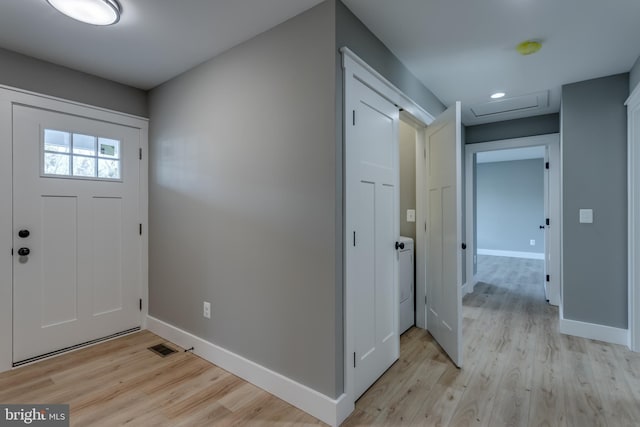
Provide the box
[546,275,550,282]
[353,231,356,247]
[11,248,13,256]
[139,223,143,235]
[425,295,427,305]
[139,148,142,160]
[139,298,142,311]
[424,148,426,159]
[352,110,356,126]
[353,352,356,368]
[545,162,549,169]
[546,218,550,226]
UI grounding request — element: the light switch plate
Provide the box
[579,209,593,224]
[406,209,416,223]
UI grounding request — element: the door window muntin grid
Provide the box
[42,129,122,181]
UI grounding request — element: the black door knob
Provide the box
[395,241,405,250]
[18,229,30,238]
[539,225,545,229]
[17,247,30,256]
[461,243,467,250]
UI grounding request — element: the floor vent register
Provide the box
[148,343,178,357]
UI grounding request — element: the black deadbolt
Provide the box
[461,243,467,250]
[17,247,30,256]
[18,229,30,238]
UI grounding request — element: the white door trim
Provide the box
[340,47,434,425]
[415,126,428,329]
[0,85,148,373]
[464,134,561,305]
[627,84,640,351]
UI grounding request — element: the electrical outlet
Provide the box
[203,301,211,319]
[530,239,536,246]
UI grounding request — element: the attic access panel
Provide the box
[470,90,549,118]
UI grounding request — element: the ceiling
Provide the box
[0,0,324,90]
[0,1,639,125]
[342,0,640,125]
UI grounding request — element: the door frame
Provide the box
[627,84,640,351]
[0,85,149,373]
[340,47,434,422]
[463,134,561,306]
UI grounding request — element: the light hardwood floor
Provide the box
[0,331,324,426]
[344,256,640,427]
[3,255,640,426]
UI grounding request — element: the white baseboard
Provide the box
[477,249,545,260]
[559,317,629,346]
[146,316,348,427]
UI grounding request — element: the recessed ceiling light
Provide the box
[491,92,506,99]
[47,0,121,26]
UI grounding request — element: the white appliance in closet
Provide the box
[398,236,414,335]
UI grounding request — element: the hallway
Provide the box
[344,256,640,426]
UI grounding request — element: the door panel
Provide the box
[13,105,141,363]
[41,196,78,327]
[354,181,376,363]
[348,79,400,399]
[425,102,463,367]
[92,197,124,315]
[376,183,395,345]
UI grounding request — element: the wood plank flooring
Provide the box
[0,331,323,426]
[344,255,640,427]
[2,255,640,426]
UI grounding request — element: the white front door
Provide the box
[347,78,400,399]
[425,102,463,367]
[12,105,142,364]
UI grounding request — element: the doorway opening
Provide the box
[398,118,419,337]
[464,134,561,311]
[475,146,546,305]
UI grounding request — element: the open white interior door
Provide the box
[546,141,561,306]
[543,148,550,302]
[425,102,463,367]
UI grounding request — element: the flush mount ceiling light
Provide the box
[491,92,506,99]
[516,40,542,56]
[47,0,121,26]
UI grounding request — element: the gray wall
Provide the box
[0,47,147,117]
[561,73,628,329]
[477,159,544,253]
[631,55,640,94]
[149,2,340,398]
[335,1,445,117]
[466,113,559,144]
[399,121,416,241]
